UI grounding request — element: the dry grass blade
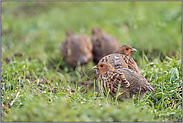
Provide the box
[81,66,94,80]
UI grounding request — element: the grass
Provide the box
[1,1,182,122]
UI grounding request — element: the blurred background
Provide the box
[1,1,182,67]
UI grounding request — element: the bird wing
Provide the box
[96,70,130,95]
[118,68,154,93]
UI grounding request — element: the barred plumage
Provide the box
[93,62,154,101]
[98,45,139,74]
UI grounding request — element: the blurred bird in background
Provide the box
[91,27,121,64]
[59,30,93,68]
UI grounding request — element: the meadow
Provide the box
[1,1,182,122]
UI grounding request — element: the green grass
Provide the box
[1,1,182,122]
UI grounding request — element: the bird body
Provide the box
[98,45,139,73]
[59,30,93,68]
[91,27,121,64]
[117,68,154,100]
[93,63,130,98]
[93,62,154,101]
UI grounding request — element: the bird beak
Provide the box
[92,65,98,69]
[131,48,137,52]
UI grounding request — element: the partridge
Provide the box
[93,62,154,100]
[93,62,130,98]
[91,27,121,64]
[59,30,93,68]
[98,45,139,74]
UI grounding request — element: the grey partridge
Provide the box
[91,27,121,64]
[98,45,139,74]
[93,62,154,100]
[93,62,130,98]
[59,30,93,68]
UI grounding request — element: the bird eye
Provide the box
[100,65,103,67]
[126,48,129,51]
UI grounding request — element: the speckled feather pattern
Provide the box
[98,54,139,73]
[95,62,154,100]
[96,70,130,97]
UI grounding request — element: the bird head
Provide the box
[113,45,137,57]
[93,62,114,75]
[91,27,103,35]
[65,29,75,37]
